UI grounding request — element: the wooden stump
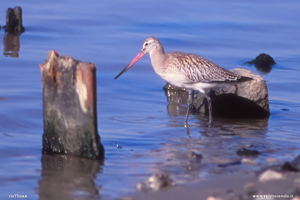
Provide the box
[39,50,104,159]
[2,6,24,57]
[4,6,25,33]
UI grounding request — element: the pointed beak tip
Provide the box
[115,51,145,80]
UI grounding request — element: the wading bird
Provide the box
[115,37,251,126]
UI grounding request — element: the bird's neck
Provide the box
[149,46,166,75]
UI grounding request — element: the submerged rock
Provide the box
[237,148,260,156]
[188,151,203,161]
[217,160,241,168]
[136,173,175,192]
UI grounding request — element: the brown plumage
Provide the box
[165,52,241,83]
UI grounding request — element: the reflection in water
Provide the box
[163,83,189,118]
[3,32,22,58]
[38,154,103,200]
[198,117,269,138]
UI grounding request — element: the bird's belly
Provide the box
[187,82,218,93]
[157,73,186,87]
[157,72,218,93]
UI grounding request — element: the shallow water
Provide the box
[1,0,300,199]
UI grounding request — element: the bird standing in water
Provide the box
[115,37,250,126]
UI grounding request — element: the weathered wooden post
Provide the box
[4,6,25,33]
[2,6,25,57]
[39,50,104,159]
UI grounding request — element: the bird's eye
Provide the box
[145,43,148,46]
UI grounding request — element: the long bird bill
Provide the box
[114,51,145,79]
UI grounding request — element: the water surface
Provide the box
[0,0,300,199]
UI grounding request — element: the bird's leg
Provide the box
[203,93,212,125]
[185,90,194,127]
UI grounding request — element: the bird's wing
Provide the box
[169,52,241,83]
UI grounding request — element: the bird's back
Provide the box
[165,52,242,83]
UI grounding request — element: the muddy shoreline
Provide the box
[127,172,300,200]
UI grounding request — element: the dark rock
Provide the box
[291,155,300,170]
[237,148,260,156]
[245,53,276,73]
[260,161,299,175]
[189,151,203,161]
[218,160,241,168]
[208,93,270,118]
[281,162,299,172]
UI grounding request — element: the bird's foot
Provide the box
[184,122,189,128]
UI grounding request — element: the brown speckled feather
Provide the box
[166,52,241,83]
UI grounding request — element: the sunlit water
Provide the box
[1,0,300,199]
